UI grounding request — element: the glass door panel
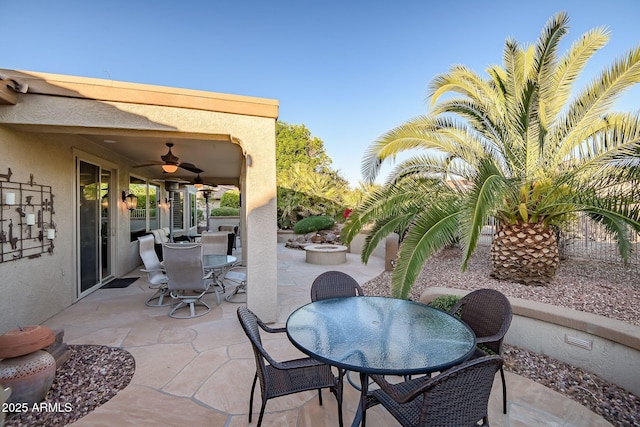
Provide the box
[79,161,100,294]
[78,160,113,296]
[100,170,112,280]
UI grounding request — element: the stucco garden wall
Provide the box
[420,287,640,396]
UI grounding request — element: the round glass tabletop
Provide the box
[286,296,476,376]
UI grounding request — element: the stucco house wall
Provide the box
[0,70,279,331]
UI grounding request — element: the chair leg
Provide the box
[249,373,257,422]
[257,401,267,427]
[500,366,507,414]
[318,388,323,405]
[145,287,172,307]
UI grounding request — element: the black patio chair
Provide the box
[310,271,365,391]
[310,270,364,301]
[366,355,503,426]
[450,288,513,414]
[236,306,343,427]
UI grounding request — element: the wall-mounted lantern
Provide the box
[122,191,138,211]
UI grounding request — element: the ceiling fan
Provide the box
[134,142,203,174]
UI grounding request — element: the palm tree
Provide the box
[343,12,640,298]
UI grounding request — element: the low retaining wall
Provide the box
[420,287,640,396]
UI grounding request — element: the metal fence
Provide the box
[477,214,640,269]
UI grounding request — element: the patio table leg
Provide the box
[353,372,368,427]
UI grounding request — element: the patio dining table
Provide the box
[286,296,477,427]
[202,254,237,291]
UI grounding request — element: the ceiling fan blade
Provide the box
[133,161,163,168]
[179,162,203,174]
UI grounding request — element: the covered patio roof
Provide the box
[0,69,279,187]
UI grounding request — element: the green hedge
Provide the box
[210,207,240,216]
[294,216,335,234]
[220,190,240,208]
[293,216,336,234]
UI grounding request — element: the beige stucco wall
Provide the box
[0,74,278,330]
[0,128,76,331]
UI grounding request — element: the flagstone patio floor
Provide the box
[42,244,612,426]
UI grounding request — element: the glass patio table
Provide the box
[202,254,236,291]
[286,296,476,427]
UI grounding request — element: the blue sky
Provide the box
[3,0,639,186]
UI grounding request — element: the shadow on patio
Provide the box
[38,244,610,426]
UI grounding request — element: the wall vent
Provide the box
[565,334,593,350]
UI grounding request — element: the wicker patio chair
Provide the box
[450,288,513,414]
[310,270,365,391]
[310,271,364,301]
[365,355,502,427]
[236,306,343,427]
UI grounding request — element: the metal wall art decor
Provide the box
[0,168,56,262]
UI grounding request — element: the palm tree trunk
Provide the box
[490,222,559,285]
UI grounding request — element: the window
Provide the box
[171,190,184,230]
[129,177,161,242]
[190,192,197,228]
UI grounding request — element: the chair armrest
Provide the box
[370,374,435,404]
[141,267,165,274]
[273,357,325,370]
[254,316,286,334]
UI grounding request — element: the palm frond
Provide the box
[534,11,569,90]
[459,159,509,269]
[543,26,610,121]
[557,44,640,148]
[391,199,462,299]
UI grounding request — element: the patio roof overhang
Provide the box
[0,69,280,187]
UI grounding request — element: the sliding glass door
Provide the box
[77,159,113,297]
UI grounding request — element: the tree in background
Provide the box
[276,122,350,228]
[220,189,240,208]
[276,122,331,173]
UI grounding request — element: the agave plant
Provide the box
[343,12,640,299]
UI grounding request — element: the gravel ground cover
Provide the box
[4,345,135,427]
[362,245,640,427]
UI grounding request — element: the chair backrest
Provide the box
[201,231,233,256]
[418,355,502,426]
[218,224,238,234]
[237,306,270,391]
[138,234,166,285]
[450,289,512,355]
[162,244,208,292]
[310,271,364,301]
[150,228,169,244]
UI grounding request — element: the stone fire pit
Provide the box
[304,244,348,265]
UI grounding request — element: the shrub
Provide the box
[293,215,335,234]
[220,190,240,208]
[427,295,461,312]
[210,207,239,216]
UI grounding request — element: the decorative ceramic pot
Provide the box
[0,350,56,405]
[1,385,12,426]
[0,325,55,359]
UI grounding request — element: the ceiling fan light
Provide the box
[162,164,179,173]
[193,174,204,189]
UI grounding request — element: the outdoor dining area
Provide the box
[20,242,611,427]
